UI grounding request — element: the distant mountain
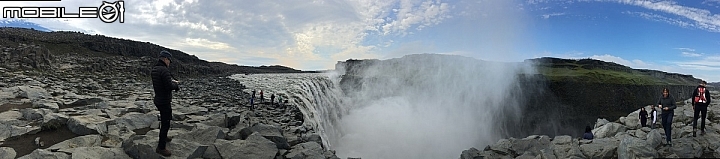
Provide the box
[709,82,719,89]
[0,19,52,32]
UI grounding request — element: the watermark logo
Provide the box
[3,1,125,23]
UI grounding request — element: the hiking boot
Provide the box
[156,149,171,157]
[166,137,172,143]
[701,130,706,135]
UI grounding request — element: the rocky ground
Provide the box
[460,91,720,159]
[0,68,339,158]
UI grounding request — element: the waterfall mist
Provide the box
[331,54,536,159]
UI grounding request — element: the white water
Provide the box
[229,54,535,159]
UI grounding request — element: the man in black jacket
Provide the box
[151,50,179,156]
[692,80,711,137]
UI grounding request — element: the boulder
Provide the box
[122,135,208,159]
[579,138,618,159]
[669,138,702,158]
[111,112,156,131]
[57,147,131,159]
[621,111,641,129]
[214,133,278,159]
[285,142,324,159]
[19,108,44,121]
[200,113,227,128]
[459,147,482,159]
[617,137,658,159]
[592,123,626,138]
[66,115,110,135]
[17,149,69,159]
[239,124,290,149]
[0,110,26,126]
[47,134,102,151]
[646,129,663,149]
[486,138,514,157]
[510,135,551,156]
[17,86,50,100]
[175,125,226,145]
[41,113,69,130]
[0,123,41,141]
[0,147,16,159]
[550,136,585,159]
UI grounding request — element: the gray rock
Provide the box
[487,138,514,156]
[19,108,44,121]
[669,138,702,158]
[511,135,551,156]
[551,137,584,159]
[174,105,208,116]
[203,145,222,159]
[302,133,322,146]
[175,125,226,145]
[226,124,247,140]
[36,102,59,112]
[715,147,720,158]
[240,124,290,149]
[17,86,50,100]
[285,142,324,159]
[111,112,156,131]
[66,115,110,135]
[0,123,41,141]
[617,137,657,159]
[42,113,69,130]
[592,123,627,139]
[214,133,278,159]
[17,149,70,159]
[0,110,26,126]
[646,129,663,149]
[538,148,557,159]
[621,111,641,129]
[47,134,102,151]
[0,147,16,159]
[634,129,647,140]
[578,138,618,159]
[200,113,227,127]
[459,147,482,159]
[122,135,208,159]
[57,147,131,159]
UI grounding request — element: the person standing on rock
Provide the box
[651,108,658,129]
[270,93,275,106]
[639,107,648,127]
[692,80,711,137]
[657,88,677,146]
[251,90,256,110]
[151,50,180,157]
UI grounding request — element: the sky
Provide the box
[0,0,719,82]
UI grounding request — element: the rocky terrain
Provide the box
[459,91,720,159]
[0,67,340,159]
[0,28,339,158]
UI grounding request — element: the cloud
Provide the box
[613,0,720,32]
[5,0,454,70]
[681,52,703,57]
[541,12,565,19]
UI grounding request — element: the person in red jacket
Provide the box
[692,80,712,137]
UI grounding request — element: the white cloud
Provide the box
[541,12,565,19]
[614,0,720,32]
[681,52,703,57]
[4,0,455,70]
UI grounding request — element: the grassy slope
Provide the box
[535,61,693,85]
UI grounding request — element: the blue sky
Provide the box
[1,0,719,81]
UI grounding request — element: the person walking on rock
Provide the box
[251,90,256,110]
[639,107,648,127]
[657,88,677,146]
[651,108,658,129]
[692,80,711,137]
[151,50,180,157]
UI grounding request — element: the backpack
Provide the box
[694,87,707,103]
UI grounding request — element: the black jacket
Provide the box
[152,60,178,105]
[656,94,677,115]
[692,85,711,107]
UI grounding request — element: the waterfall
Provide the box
[229,73,346,148]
